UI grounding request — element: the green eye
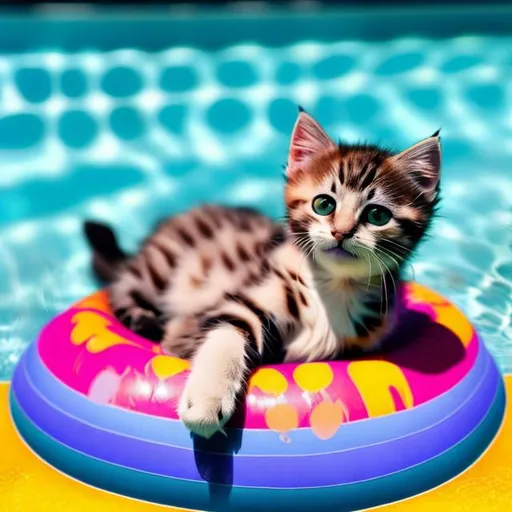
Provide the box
[366,205,393,226]
[312,195,336,216]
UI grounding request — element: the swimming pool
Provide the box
[1,5,511,380]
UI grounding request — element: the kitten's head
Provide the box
[285,111,441,278]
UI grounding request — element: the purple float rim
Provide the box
[12,340,499,489]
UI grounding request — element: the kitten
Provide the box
[83,111,441,438]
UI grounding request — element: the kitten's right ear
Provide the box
[389,132,441,202]
[286,111,336,178]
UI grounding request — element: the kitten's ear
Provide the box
[390,132,441,201]
[287,111,336,178]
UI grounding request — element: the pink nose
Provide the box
[331,230,343,241]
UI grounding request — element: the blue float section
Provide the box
[11,339,500,488]
[21,337,489,456]
[10,377,505,512]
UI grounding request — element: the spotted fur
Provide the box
[83,111,441,438]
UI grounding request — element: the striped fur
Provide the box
[83,112,441,438]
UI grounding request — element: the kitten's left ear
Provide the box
[287,111,336,178]
[390,132,441,201]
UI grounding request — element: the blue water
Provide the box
[1,30,511,379]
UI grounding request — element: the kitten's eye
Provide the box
[312,195,336,216]
[365,205,393,226]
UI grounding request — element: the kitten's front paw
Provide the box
[178,375,238,439]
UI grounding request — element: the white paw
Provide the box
[178,375,238,439]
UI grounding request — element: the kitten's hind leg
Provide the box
[160,316,201,357]
[178,321,257,439]
[127,295,165,341]
[111,284,165,342]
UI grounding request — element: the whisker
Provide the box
[297,242,316,277]
[377,254,398,318]
[380,238,414,254]
[372,244,416,281]
[372,256,387,316]
[362,250,373,292]
[372,246,401,269]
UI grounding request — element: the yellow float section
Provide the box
[1,378,510,512]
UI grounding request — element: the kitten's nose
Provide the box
[331,230,343,241]
[331,229,354,241]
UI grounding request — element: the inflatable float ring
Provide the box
[10,281,505,512]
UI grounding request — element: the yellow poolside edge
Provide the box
[1,379,511,512]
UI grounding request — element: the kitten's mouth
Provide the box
[323,243,358,260]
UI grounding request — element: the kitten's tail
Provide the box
[83,220,129,283]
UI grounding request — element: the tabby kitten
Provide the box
[84,111,441,438]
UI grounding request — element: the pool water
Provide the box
[1,8,511,379]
